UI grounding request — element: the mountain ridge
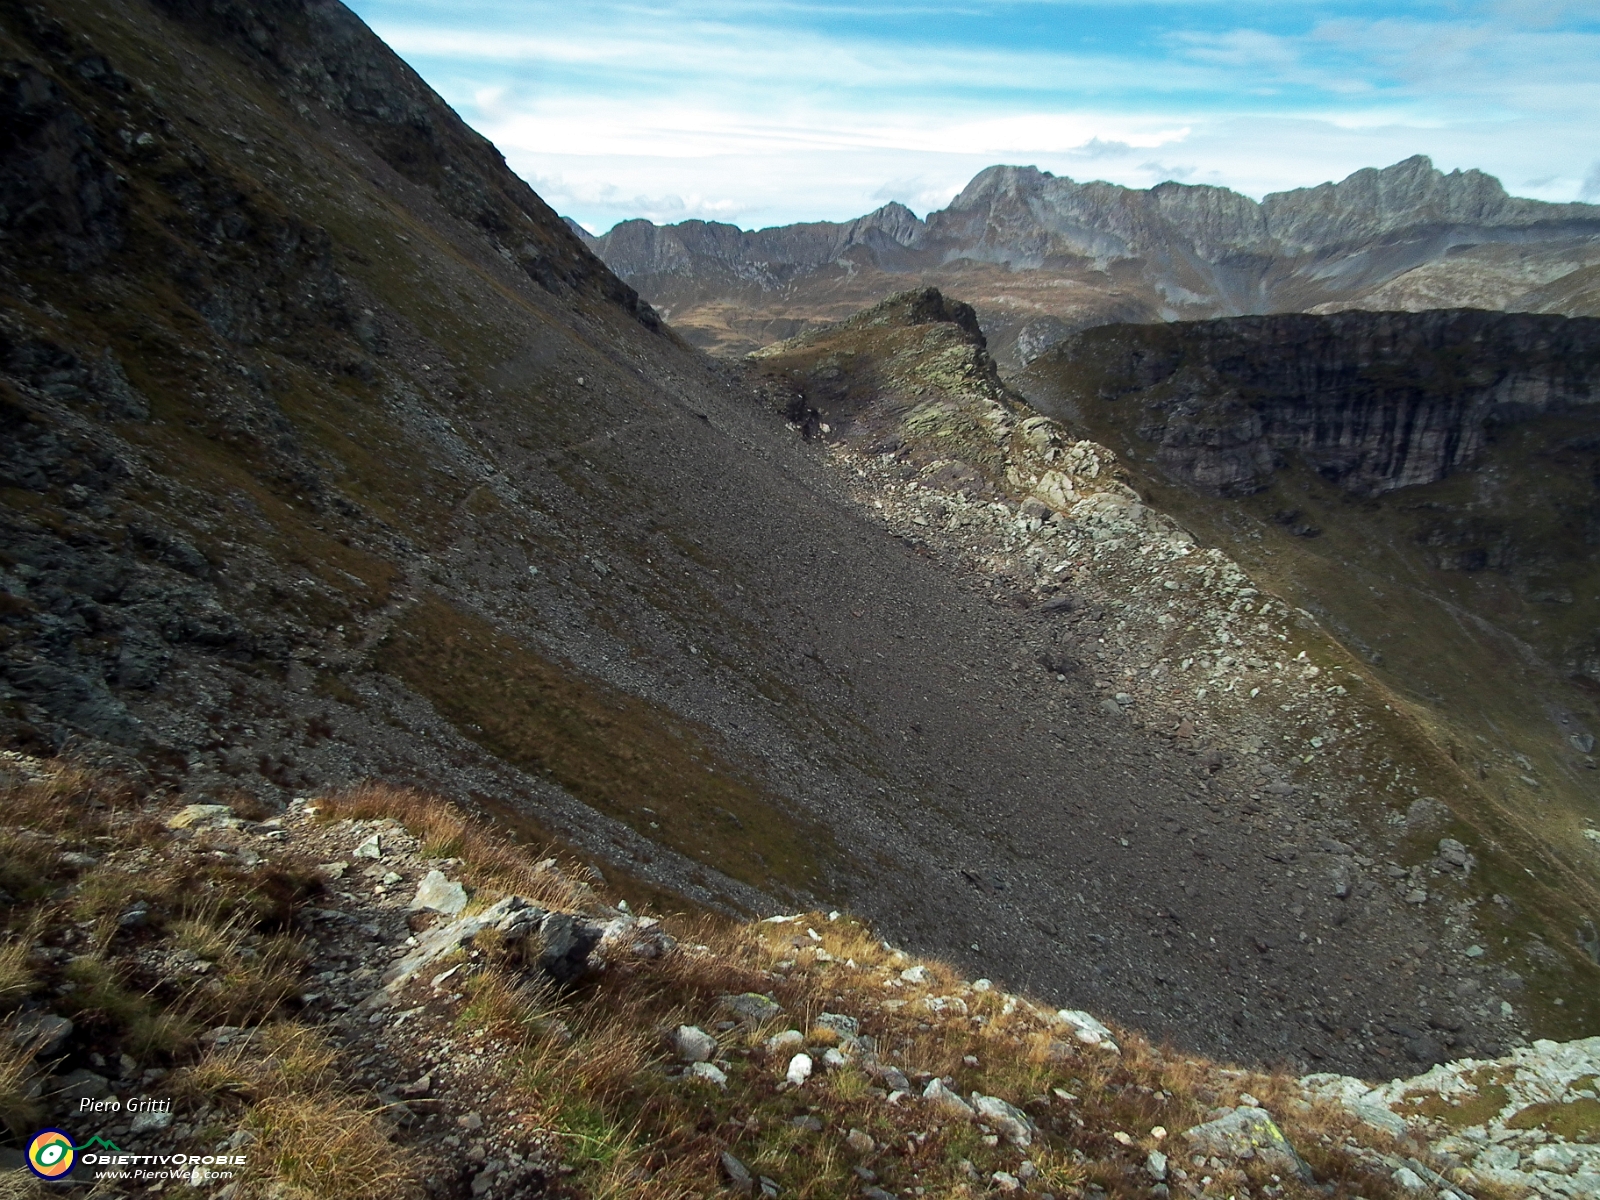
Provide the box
[574,156,1600,368]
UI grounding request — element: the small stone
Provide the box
[765,1029,805,1054]
[130,1109,172,1133]
[815,1011,859,1039]
[457,1112,484,1131]
[720,992,783,1024]
[318,861,349,879]
[720,1150,754,1195]
[52,1069,110,1101]
[409,869,468,916]
[992,1172,1021,1192]
[786,1053,813,1086]
[58,851,99,868]
[823,1047,848,1069]
[846,1129,874,1154]
[354,834,382,859]
[1055,1009,1118,1050]
[790,1115,823,1133]
[687,1061,727,1087]
[1147,1150,1168,1181]
[899,964,931,984]
[674,1025,718,1063]
[1391,1166,1425,1191]
[1465,944,1485,958]
[166,804,233,830]
[1099,698,1125,717]
[1404,888,1428,904]
[117,903,150,929]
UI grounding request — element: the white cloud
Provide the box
[352,0,1600,230]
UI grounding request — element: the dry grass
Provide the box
[172,1023,424,1200]
[315,781,586,910]
[0,925,39,1012]
[0,1035,42,1139]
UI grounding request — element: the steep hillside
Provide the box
[575,159,1600,370]
[1016,310,1600,1035]
[3,4,1599,1182]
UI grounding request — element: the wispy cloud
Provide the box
[350,0,1600,230]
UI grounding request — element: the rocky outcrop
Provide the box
[1304,1037,1600,1198]
[1023,309,1600,496]
[580,157,1600,367]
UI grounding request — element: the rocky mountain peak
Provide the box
[846,199,925,248]
[583,155,1600,366]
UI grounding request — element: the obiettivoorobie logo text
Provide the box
[26,1130,246,1179]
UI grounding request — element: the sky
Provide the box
[346,0,1600,235]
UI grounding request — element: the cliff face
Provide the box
[1018,312,1600,945]
[1026,310,1600,497]
[579,157,1600,368]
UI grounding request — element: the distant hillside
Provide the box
[574,159,1600,369]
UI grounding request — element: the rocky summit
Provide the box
[575,158,1600,369]
[1,0,1598,1198]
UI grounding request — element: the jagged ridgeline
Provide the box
[576,161,1600,369]
[2,0,1598,1114]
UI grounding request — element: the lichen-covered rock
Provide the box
[1182,1106,1313,1182]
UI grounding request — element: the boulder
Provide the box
[720,992,783,1025]
[1055,1009,1119,1051]
[923,1077,974,1117]
[673,1025,717,1063]
[1182,1107,1313,1182]
[409,870,468,916]
[972,1093,1034,1146]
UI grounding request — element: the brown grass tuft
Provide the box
[315,782,585,910]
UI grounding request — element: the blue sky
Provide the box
[347,0,1600,233]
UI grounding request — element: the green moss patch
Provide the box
[1506,1097,1600,1141]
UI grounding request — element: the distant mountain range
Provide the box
[571,157,1600,368]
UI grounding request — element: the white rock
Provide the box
[687,1061,727,1087]
[409,870,467,916]
[674,1025,717,1063]
[130,1109,172,1133]
[973,1094,1034,1146]
[1147,1150,1168,1181]
[765,1029,805,1054]
[354,834,382,859]
[786,1053,813,1086]
[1391,1166,1425,1191]
[899,964,931,984]
[1056,1009,1119,1051]
[923,1077,974,1117]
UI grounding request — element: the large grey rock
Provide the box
[1182,1107,1313,1182]
[12,1012,73,1058]
[376,896,603,997]
[409,870,468,916]
[923,1077,974,1117]
[972,1094,1034,1146]
[720,992,783,1025]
